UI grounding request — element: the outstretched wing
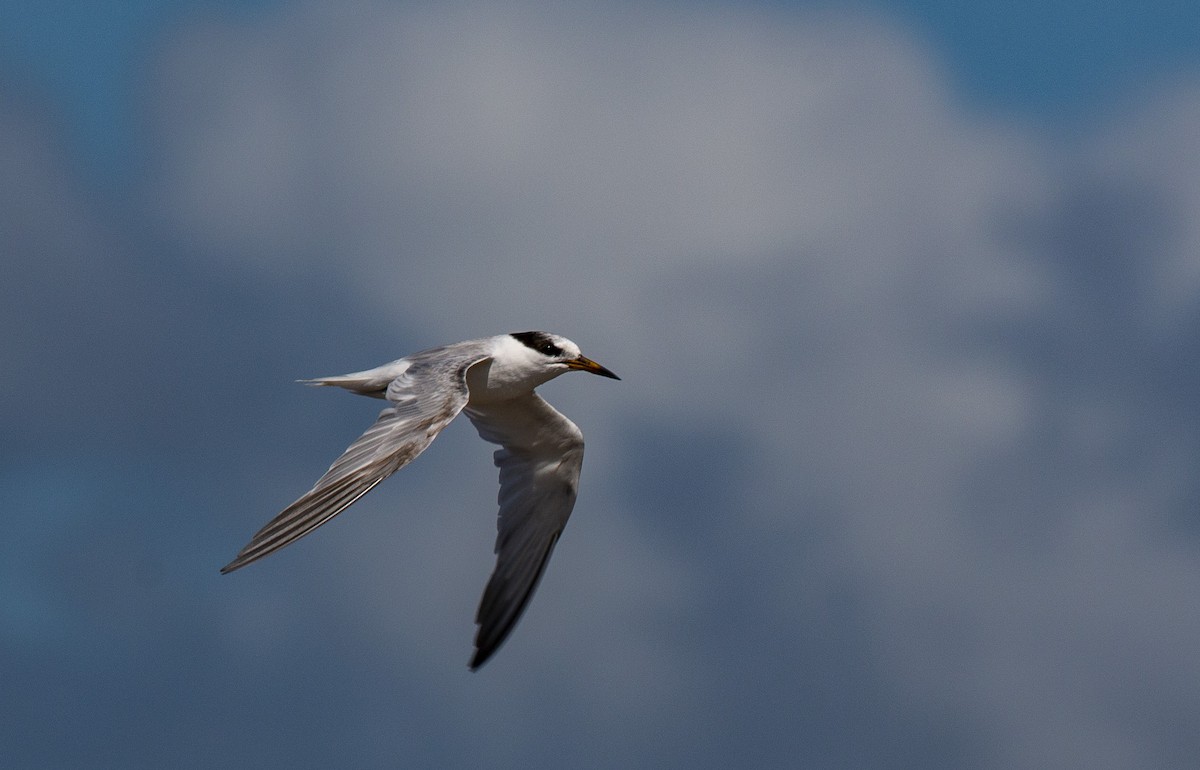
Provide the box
[464,393,584,669]
[221,352,490,574]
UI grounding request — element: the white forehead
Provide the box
[553,335,581,357]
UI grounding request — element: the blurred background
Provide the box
[4,1,1200,767]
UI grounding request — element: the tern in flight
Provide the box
[221,331,619,669]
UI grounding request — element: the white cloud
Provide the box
[131,1,1200,765]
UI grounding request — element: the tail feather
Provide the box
[298,360,410,399]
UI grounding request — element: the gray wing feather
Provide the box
[464,394,584,669]
[221,348,490,574]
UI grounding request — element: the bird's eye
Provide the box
[540,343,560,356]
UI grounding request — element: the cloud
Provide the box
[147,2,1200,766]
[6,0,1200,766]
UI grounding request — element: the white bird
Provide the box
[221,331,619,669]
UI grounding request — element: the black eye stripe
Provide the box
[511,331,564,358]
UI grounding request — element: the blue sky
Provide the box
[5,1,1200,767]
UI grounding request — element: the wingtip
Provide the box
[219,553,251,574]
[468,646,495,671]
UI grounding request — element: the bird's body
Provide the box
[221,332,618,669]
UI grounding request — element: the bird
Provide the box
[220,331,619,669]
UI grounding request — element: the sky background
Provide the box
[5,1,1200,767]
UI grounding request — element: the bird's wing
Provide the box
[463,393,585,669]
[221,351,491,573]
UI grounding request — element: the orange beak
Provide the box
[565,355,620,380]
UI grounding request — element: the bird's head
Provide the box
[509,331,620,380]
